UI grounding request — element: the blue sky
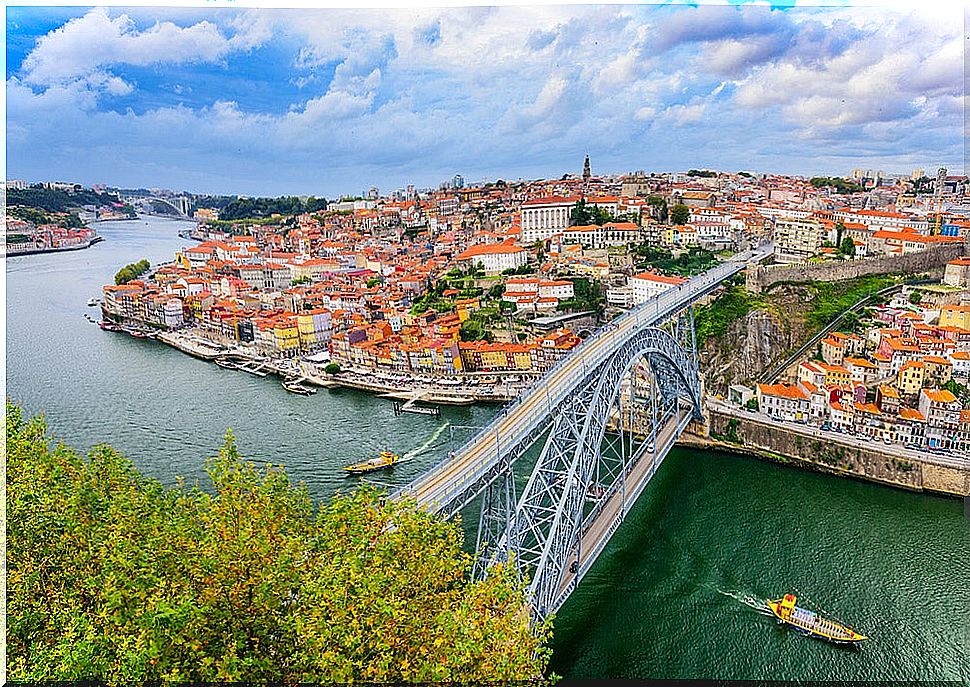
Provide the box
[5,4,965,197]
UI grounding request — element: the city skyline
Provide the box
[6,3,966,196]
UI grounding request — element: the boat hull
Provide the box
[767,598,867,645]
[344,452,400,476]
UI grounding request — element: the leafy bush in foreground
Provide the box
[6,401,551,683]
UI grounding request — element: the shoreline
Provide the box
[5,235,104,258]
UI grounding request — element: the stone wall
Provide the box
[692,410,970,497]
[746,242,968,293]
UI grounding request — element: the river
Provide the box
[6,217,968,681]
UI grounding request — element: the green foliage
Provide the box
[459,318,493,342]
[840,311,864,334]
[557,278,603,314]
[686,169,717,178]
[291,275,312,286]
[6,402,550,682]
[670,203,690,226]
[114,259,151,285]
[8,205,85,228]
[694,284,767,344]
[646,195,668,223]
[569,199,613,226]
[806,275,900,330]
[7,186,120,213]
[366,277,382,288]
[745,398,759,411]
[942,379,969,403]
[839,237,856,256]
[501,264,537,276]
[219,196,328,221]
[809,177,864,194]
[324,362,341,375]
[633,246,716,276]
[909,291,922,304]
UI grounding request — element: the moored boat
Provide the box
[99,321,123,332]
[282,380,316,395]
[344,450,400,476]
[767,594,867,645]
[87,297,100,307]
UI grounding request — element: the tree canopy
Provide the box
[6,402,550,682]
[114,259,151,285]
[7,186,120,213]
[809,177,864,194]
[219,196,329,221]
[670,203,691,225]
[569,199,613,226]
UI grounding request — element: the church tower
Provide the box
[582,154,591,189]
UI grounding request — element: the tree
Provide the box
[646,195,668,223]
[909,291,923,304]
[670,203,690,226]
[291,275,312,286]
[114,259,150,285]
[6,402,550,682]
[745,398,759,411]
[324,362,341,375]
[839,236,855,257]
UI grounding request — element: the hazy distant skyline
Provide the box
[6,4,965,196]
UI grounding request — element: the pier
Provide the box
[392,390,442,418]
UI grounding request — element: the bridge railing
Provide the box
[399,245,773,509]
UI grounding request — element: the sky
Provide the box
[4,2,966,197]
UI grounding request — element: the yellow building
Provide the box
[296,313,315,347]
[274,317,300,355]
[819,362,851,387]
[897,360,925,396]
[939,305,970,331]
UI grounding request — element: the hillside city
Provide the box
[7,162,970,456]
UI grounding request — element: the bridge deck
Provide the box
[397,245,773,514]
[553,409,686,610]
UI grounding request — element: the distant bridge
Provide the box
[123,195,192,219]
[395,243,774,621]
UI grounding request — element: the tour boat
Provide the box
[99,321,122,332]
[344,450,401,476]
[214,358,238,370]
[130,330,148,339]
[87,297,99,307]
[767,594,867,645]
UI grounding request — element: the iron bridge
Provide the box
[394,243,773,620]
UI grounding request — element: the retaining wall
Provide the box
[746,242,968,293]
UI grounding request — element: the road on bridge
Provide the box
[554,408,686,607]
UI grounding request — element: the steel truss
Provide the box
[471,315,703,620]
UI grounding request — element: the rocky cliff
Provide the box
[697,284,816,394]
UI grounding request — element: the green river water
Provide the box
[6,218,968,681]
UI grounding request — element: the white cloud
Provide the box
[22,8,237,86]
[5,5,965,194]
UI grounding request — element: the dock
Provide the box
[156,331,225,361]
[392,390,442,418]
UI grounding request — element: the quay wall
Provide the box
[746,242,968,293]
[679,409,970,497]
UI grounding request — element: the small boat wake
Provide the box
[402,421,451,461]
[716,587,773,616]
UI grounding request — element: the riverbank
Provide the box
[4,234,103,257]
[682,404,970,497]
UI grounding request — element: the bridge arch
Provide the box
[490,322,703,619]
